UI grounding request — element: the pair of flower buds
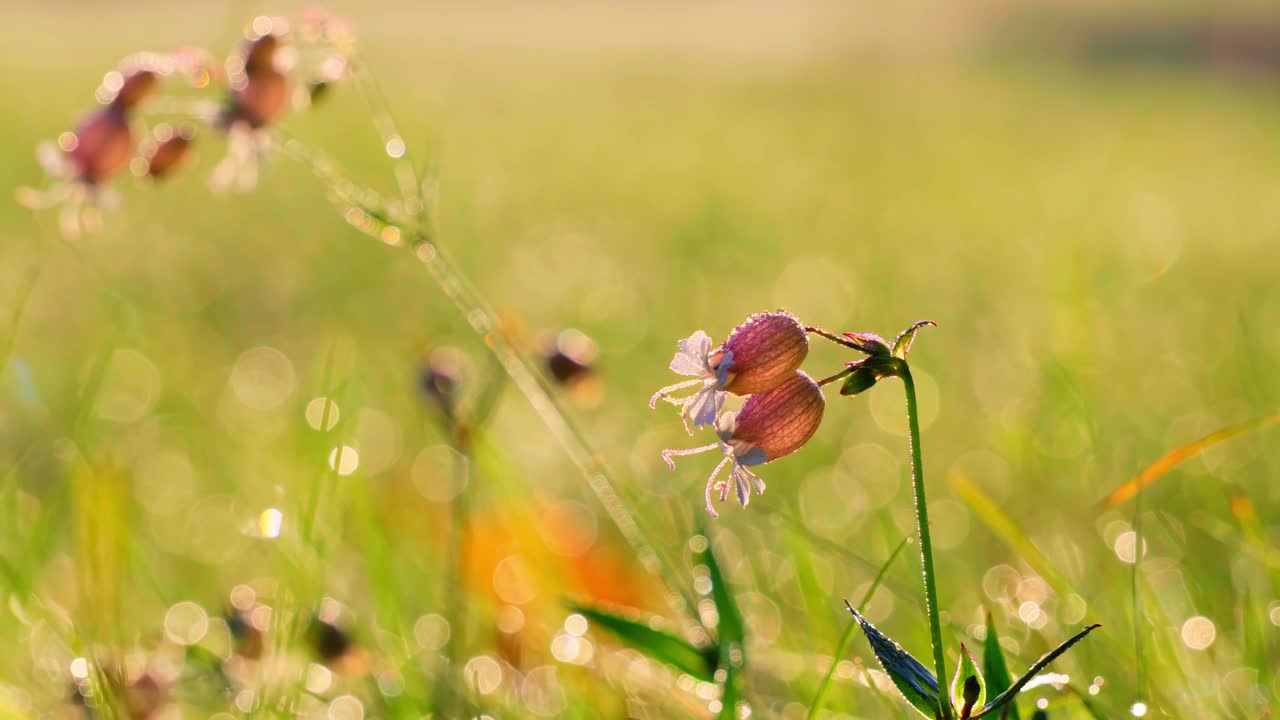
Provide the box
[650,311,824,517]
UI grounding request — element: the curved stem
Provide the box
[901,363,951,720]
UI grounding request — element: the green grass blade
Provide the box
[1099,413,1280,507]
[974,624,1101,719]
[567,602,716,681]
[808,534,911,719]
[948,471,1073,597]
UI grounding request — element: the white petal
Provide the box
[684,385,725,428]
[669,351,707,377]
[734,469,750,507]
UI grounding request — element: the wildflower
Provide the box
[663,370,825,517]
[211,27,290,191]
[650,311,808,432]
[18,69,159,237]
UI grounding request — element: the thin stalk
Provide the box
[1131,482,1145,707]
[900,363,951,720]
[278,135,697,619]
[437,434,472,716]
[807,534,911,719]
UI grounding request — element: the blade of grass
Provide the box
[568,602,716,681]
[948,471,1073,597]
[1099,413,1280,507]
[808,534,911,719]
[974,624,1101,719]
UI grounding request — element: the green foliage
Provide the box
[846,603,941,719]
[566,602,716,681]
[951,644,985,719]
[982,612,1020,720]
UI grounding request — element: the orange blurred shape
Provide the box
[461,500,660,613]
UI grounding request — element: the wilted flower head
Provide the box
[650,311,808,432]
[663,369,825,517]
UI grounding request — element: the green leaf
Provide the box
[892,320,936,358]
[567,602,716,681]
[696,526,745,649]
[951,644,985,719]
[845,602,941,719]
[696,526,747,719]
[973,624,1101,719]
[981,612,1019,720]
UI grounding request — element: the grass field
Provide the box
[2,2,1279,718]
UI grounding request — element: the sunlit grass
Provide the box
[2,2,1279,717]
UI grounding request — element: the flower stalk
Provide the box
[900,361,951,720]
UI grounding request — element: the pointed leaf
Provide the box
[951,644,985,718]
[566,602,716,681]
[845,601,941,719]
[892,320,936,358]
[982,612,1020,720]
[974,624,1101,719]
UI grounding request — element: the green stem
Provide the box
[900,363,951,720]
[807,534,911,719]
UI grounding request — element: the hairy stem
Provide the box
[901,363,951,719]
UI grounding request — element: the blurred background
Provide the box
[1,0,1279,717]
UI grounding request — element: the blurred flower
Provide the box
[650,311,808,432]
[663,370,825,517]
[226,609,264,660]
[307,616,371,676]
[419,346,468,424]
[212,29,290,192]
[138,125,193,179]
[17,69,158,238]
[545,328,597,385]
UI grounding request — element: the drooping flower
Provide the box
[211,26,291,192]
[650,311,808,432]
[17,68,160,237]
[663,370,825,517]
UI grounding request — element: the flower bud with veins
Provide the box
[650,311,807,432]
[663,370,825,517]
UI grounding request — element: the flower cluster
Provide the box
[17,10,358,235]
[651,311,825,517]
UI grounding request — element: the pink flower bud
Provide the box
[662,370,825,517]
[724,369,825,463]
[650,310,808,433]
[714,311,808,395]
